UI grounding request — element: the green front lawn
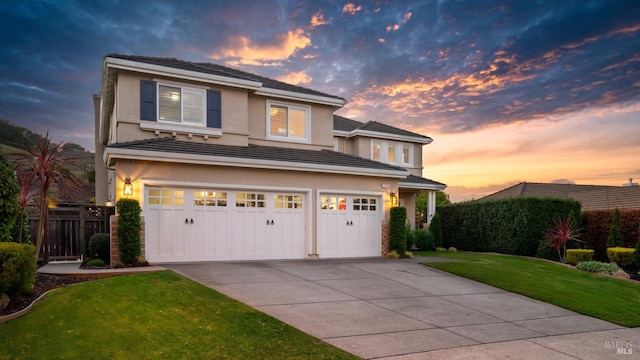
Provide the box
[417,252,640,327]
[0,271,357,360]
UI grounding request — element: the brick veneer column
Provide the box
[381,221,390,257]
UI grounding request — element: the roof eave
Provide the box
[104,56,264,90]
[399,181,447,191]
[349,129,433,144]
[105,147,408,178]
[254,87,346,108]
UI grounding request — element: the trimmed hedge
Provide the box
[607,247,636,267]
[438,197,581,256]
[414,229,435,251]
[582,209,640,261]
[0,242,36,294]
[116,198,142,266]
[565,249,594,265]
[389,207,407,256]
[88,233,111,264]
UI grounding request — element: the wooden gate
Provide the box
[28,205,115,261]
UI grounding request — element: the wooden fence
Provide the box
[28,205,115,261]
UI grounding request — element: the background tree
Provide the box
[415,191,451,224]
[607,208,624,248]
[0,148,20,242]
[12,133,83,263]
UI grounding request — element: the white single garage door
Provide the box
[145,187,306,262]
[317,194,381,258]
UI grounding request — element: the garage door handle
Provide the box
[185,218,189,224]
[190,218,194,225]
[266,220,274,225]
[346,221,353,226]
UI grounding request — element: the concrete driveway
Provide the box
[164,257,639,359]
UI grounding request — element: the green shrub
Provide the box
[448,247,457,252]
[116,198,142,266]
[438,197,581,256]
[607,247,636,267]
[389,207,407,256]
[0,242,36,294]
[405,225,415,250]
[607,208,624,247]
[404,251,414,259]
[430,212,443,248]
[386,250,400,259]
[637,223,640,263]
[565,249,594,265]
[414,229,435,251]
[576,261,620,274]
[89,233,110,264]
[436,247,447,252]
[86,258,106,267]
[581,209,640,261]
[0,149,20,242]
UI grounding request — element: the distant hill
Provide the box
[0,119,95,203]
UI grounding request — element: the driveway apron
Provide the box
[164,257,639,359]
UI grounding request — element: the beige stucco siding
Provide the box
[112,71,250,146]
[247,94,335,150]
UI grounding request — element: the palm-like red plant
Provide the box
[13,163,37,243]
[12,132,84,263]
[543,216,582,262]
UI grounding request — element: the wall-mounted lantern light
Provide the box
[390,192,398,206]
[123,177,133,197]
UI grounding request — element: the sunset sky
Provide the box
[1,1,639,202]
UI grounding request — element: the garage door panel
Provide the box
[146,187,306,262]
[319,195,381,258]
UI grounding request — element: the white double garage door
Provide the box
[144,187,382,263]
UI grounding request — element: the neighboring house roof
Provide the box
[399,175,447,191]
[105,54,346,102]
[481,181,639,210]
[106,137,408,178]
[569,186,640,210]
[333,115,433,144]
[482,182,618,200]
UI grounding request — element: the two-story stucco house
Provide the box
[94,54,445,263]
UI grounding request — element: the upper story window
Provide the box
[267,101,309,142]
[140,80,221,130]
[371,140,413,166]
[158,85,206,125]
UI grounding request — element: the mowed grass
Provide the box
[0,271,357,360]
[416,252,640,327]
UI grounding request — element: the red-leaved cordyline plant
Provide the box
[13,162,37,243]
[11,132,84,263]
[543,216,582,262]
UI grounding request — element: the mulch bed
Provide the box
[0,273,93,316]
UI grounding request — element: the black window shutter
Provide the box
[140,80,157,121]
[206,90,221,128]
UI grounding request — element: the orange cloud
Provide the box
[310,11,328,28]
[386,24,400,32]
[342,3,362,15]
[403,12,412,23]
[275,70,312,86]
[209,29,311,65]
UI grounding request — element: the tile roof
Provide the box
[569,186,640,210]
[107,137,407,173]
[482,182,618,200]
[333,115,431,140]
[106,54,346,102]
[401,175,447,188]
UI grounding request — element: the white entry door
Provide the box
[145,187,306,262]
[317,194,381,258]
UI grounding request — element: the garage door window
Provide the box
[236,193,266,208]
[275,194,303,209]
[148,189,184,205]
[353,197,377,211]
[194,191,227,207]
[321,196,347,210]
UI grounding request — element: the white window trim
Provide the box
[266,100,311,143]
[156,81,207,127]
[371,140,413,166]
